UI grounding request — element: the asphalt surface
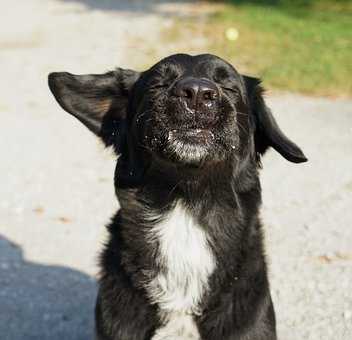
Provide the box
[0,1,351,339]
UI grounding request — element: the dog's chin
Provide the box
[165,142,208,166]
[163,129,214,166]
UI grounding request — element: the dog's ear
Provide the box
[243,75,307,163]
[48,68,140,147]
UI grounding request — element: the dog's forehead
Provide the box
[147,53,240,79]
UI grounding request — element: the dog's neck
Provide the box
[116,154,261,227]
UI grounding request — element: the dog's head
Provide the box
[48,54,306,186]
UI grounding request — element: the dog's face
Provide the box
[48,53,306,184]
[132,54,246,166]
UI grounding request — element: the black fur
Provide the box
[48,53,307,340]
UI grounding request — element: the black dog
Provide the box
[48,53,307,340]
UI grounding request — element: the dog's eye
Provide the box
[221,86,239,95]
[149,84,170,90]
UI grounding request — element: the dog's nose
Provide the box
[174,77,218,110]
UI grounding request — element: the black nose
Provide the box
[174,77,218,109]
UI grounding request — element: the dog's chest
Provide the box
[146,202,215,339]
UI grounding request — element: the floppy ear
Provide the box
[48,68,140,148]
[243,75,307,163]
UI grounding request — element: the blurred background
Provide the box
[0,1,351,339]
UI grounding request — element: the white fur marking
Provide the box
[151,311,200,340]
[147,202,215,314]
[167,132,208,163]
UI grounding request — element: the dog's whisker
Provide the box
[166,178,183,199]
[236,111,248,117]
[135,109,152,122]
[237,120,247,136]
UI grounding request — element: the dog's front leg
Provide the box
[95,283,160,340]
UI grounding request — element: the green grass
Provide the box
[164,1,352,97]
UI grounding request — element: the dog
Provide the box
[48,53,307,340]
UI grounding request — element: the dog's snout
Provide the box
[174,77,218,110]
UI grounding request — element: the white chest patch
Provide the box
[147,202,215,339]
[147,201,215,313]
[152,311,200,340]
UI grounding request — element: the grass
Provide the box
[162,1,352,97]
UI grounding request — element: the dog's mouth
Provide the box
[168,128,215,144]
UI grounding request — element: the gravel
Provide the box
[0,1,351,339]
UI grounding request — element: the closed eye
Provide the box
[149,84,170,90]
[221,86,238,93]
[221,86,239,95]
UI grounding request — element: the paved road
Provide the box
[1,1,351,339]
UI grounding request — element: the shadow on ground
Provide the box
[0,235,97,340]
[56,0,194,13]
